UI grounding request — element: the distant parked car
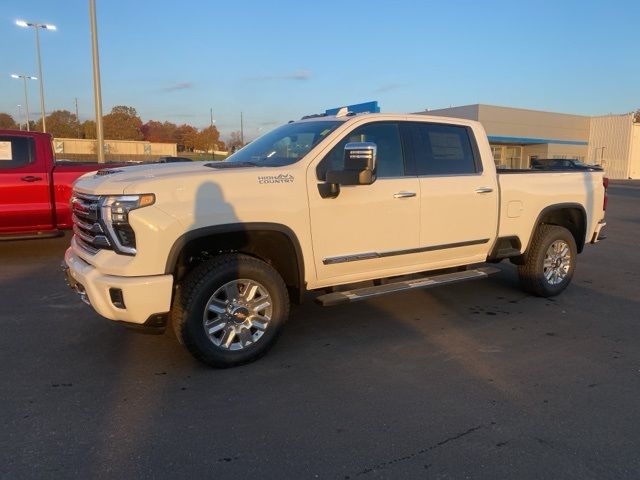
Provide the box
[157,156,192,163]
[531,158,603,171]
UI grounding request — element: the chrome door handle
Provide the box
[475,187,493,194]
[393,191,416,198]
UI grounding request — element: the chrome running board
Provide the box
[315,267,500,307]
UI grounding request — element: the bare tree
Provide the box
[228,131,244,151]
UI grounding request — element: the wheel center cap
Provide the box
[229,305,250,323]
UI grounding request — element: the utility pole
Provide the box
[17,105,23,130]
[210,108,214,128]
[89,0,105,163]
[240,111,244,145]
[74,97,80,138]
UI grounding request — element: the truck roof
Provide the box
[0,129,52,139]
[295,112,482,129]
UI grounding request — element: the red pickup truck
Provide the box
[0,130,121,239]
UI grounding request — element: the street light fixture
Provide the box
[11,74,38,131]
[16,19,56,133]
[16,20,56,30]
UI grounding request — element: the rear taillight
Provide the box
[603,177,609,211]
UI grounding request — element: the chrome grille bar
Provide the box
[70,191,112,254]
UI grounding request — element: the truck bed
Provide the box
[496,170,606,252]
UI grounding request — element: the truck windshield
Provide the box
[224,121,342,167]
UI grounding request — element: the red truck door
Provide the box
[0,133,55,234]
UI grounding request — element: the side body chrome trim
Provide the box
[322,238,490,265]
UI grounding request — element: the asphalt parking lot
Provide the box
[1,182,639,479]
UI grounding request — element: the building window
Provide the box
[491,146,503,167]
[505,146,522,169]
[491,145,523,169]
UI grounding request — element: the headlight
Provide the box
[100,194,155,255]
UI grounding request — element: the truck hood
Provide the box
[72,162,260,195]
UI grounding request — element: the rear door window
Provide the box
[409,123,479,175]
[0,136,35,170]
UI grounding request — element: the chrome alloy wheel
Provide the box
[543,240,572,285]
[202,279,273,351]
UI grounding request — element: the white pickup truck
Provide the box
[63,111,608,367]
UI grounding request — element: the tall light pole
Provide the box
[16,105,23,130]
[240,111,244,145]
[89,0,105,163]
[74,97,81,138]
[11,74,38,131]
[16,20,56,133]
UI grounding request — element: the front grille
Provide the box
[71,192,111,254]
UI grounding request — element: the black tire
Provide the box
[518,225,577,297]
[171,253,289,368]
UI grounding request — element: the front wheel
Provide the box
[172,253,289,368]
[518,225,577,297]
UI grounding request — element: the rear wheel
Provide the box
[172,253,289,367]
[518,225,577,297]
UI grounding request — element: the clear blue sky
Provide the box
[1,0,638,140]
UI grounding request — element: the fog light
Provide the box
[109,288,126,309]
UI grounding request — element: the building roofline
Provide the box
[487,135,588,146]
[424,103,592,118]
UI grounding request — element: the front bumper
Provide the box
[63,247,173,325]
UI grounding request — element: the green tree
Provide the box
[103,105,143,140]
[40,110,80,138]
[0,113,18,130]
